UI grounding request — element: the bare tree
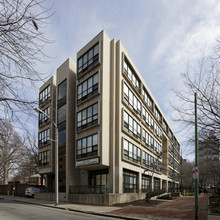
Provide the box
[172,56,220,137]
[172,47,220,187]
[0,0,53,121]
[180,159,194,191]
[0,120,25,184]
[13,131,39,183]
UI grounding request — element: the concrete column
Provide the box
[160,178,162,190]
[139,172,142,193]
[151,177,154,191]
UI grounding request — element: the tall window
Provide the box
[39,107,50,126]
[162,120,168,133]
[58,79,67,101]
[155,159,162,172]
[39,150,50,167]
[155,140,162,155]
[124,60,140,93]
[123,139,141,164]
[155,123,162,140]
[143,89,153,111]
[154,178,160,190]
[143,151,155,169]
[77,72,99,102]
[143,129,154,150]
[77,43,99,75]
[124,83,141,116]
[58,104,66,125]
[39,85,50,104]
[124,111,141,140]
[155,107,162,124]
[38,128,50,147]
[76,134,98,159]
[77,103,98,130]
[142,175,151,191]
[123,169,138,193]
[143,107,154,130]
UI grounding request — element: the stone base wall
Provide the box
[35,192,146,205]
[35,192,67,202]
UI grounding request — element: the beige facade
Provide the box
[38,31,180,204]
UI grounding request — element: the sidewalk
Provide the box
[0,194,219,220]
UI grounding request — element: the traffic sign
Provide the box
[193,167,198,179]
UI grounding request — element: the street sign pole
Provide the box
[195,93,199,220]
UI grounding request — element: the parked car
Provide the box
[25,187,40,198]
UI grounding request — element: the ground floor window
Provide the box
[154,178,160,191]
[142,175,151,192]
[123,169,138,193]
[89,169,109,193]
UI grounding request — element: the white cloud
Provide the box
[33,0,220,160]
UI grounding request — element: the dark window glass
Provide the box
[76,133,98,159]
[39,85,50,104]
[58,129,66,148]
[77,103,98,130]
[77,43,99,75]
[123,139,141,164]
[124,60,140,93]
[77,72,99,102]
[39,107,50,126]
[38,128,50,147]
[123,110,141,140]
[123,169,138,193]
[38,150,50,167]
[58,79,67,100]
[58,104,66,125]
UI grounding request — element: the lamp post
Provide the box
[35,107,59,206]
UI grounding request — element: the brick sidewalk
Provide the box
[109,193,210,220]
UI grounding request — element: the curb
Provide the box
[0,196,143,220]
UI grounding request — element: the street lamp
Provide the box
[35,107,59,206]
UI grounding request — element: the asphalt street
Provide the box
[0,199,124,220]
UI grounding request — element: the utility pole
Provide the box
[195,93,199,220]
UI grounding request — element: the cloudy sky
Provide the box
[38,0,220,160]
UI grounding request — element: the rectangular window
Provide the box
[38,128,50,147]
[155,107,162,124]
[154,178,160,190]
[142,175,151,191]
[77,43,99,75]
[143,129,149,147]
[39,107,50,126]
[124,83,141,116]
[77,103,98,130]
[123,170,138,193]
[162,120,168,133]
[39,85,50,104]
[143,107,154,130]
[77,72,99,102]
[155,140,162,156]
[155,122,162,140]
[76,133,98,159]
[123,111,141,140]
[143,89,153,111]
[124,60,140,93]
[143,151,150,167]
[58,104,66,125]
[39,150,50,167]
[58,79,67,101]
[123,139,141,164]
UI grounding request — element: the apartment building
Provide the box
[37,31,180,205]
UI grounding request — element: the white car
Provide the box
[25,187,40,198]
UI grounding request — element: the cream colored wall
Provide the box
[100,31,111,167]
